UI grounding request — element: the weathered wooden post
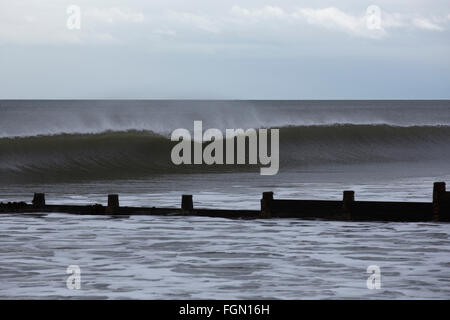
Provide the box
[343,190,354,220]
[181,195,193,214]
[433,182,447,221]
[261,192,273,218]
[106,194,119,214]
[32,193,45,208]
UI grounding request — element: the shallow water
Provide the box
[0,213,448,299]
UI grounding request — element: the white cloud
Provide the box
[227,5,387,39]
[0,2,448,46]
[0,3,145,45]
[85,7,145,24]
[168,11,220,33]
[289,7,446,37]
[230,5,286,20]
[294,7,365,34]
[412,18,443,31]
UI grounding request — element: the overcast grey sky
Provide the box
[0,0,449,99]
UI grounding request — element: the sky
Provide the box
[0,0,449,99]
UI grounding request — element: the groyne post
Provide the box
[343,190,354,220]
[32,193,45,208]
[261,192,273,218]
[106,194,119,214]
[181,195,193,214]
[433,182,447,221]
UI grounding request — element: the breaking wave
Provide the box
[1,124,449,182]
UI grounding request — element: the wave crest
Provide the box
[1,124,449,182]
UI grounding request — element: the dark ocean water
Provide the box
[0,100,449,299]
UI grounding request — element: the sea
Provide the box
[0,100,449,299]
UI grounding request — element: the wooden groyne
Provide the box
[1,182,449,222]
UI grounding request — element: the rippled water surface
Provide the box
[0,213,449,299]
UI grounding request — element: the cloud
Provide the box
[289,7,447,37]
[0,3,145,45]
[85,7,145,24]
[379,12,408,29]
[412,18,444,31]
[168,11,220,33]
[293,7,367,35]
[230,5,286,20]
[0,2,448,46]
[227,6,386,39]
